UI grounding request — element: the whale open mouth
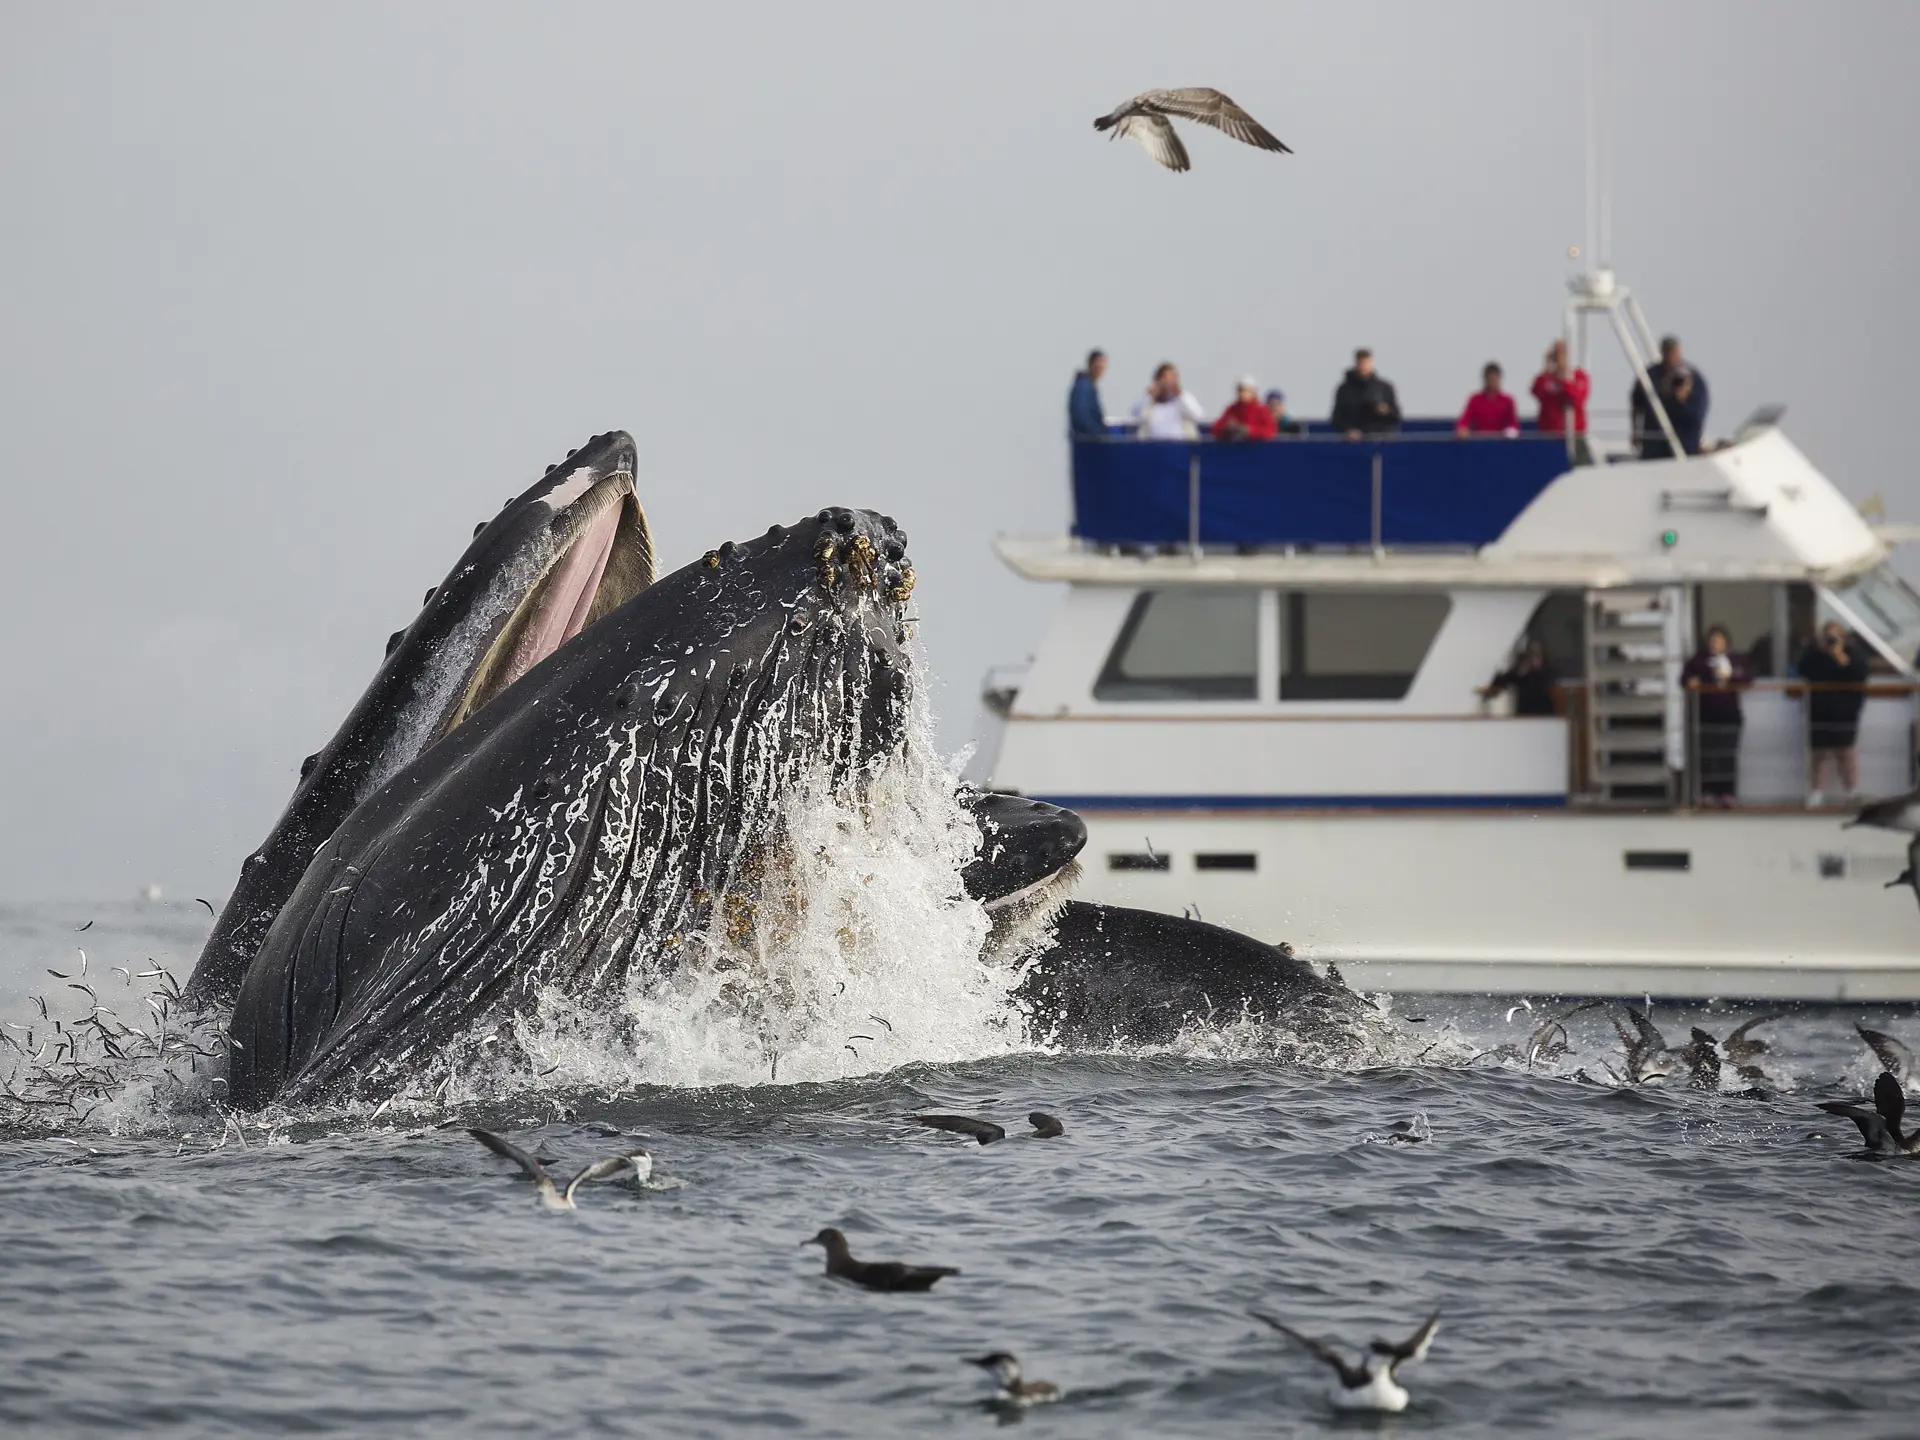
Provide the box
[441,473,653,737]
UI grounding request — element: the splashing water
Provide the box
[391,677,1040,1105]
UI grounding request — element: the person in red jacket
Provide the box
[1531,338,1592,461]
[1212,376,1278,441]
[1456,362,1519,436]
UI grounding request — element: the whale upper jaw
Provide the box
[184,432,657,1011]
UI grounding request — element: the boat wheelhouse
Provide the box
[978,273,1920,1001]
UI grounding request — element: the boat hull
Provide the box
[1060,808,1920,1001]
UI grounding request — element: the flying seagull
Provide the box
[803,1226,959,1292]
[1251,1308,1439,1413]
[966,1352,1061,1407]
[467,1127,652,1211]
[1093,88,1290,173]
[1844,788,1920,833]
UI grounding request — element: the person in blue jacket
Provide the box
[1068,349,1108,437]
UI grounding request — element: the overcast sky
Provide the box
[3,2,1917,902]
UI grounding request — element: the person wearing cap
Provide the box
[1211,375,1278,441]
[1265,388,1303,436]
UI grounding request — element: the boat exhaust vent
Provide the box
[1195,852,1258,872]
[1623,850,1690,872]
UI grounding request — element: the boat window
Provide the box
[1094,590,1258,701]
[1823,566,1920,671]
[1520,592,1585,680]
[1280,592,1451,701]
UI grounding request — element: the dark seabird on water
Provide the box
[1609,1004,1678,1084]
[1677,1029,1723,1090]
[1856,1023,1915,1089]
[1092,87,1290,173]
[467,1127,652,1211]
[910,1112,1066,1144]
[1817,1072,1920,1156]
[910,1114,1006,1145]
[966,1352,1061,1407]
[803,1227,959,1292]
[1721,1014,1782,1081]
[1251,1308,1439,1413]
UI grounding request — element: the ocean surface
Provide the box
[2,900,1918,1439]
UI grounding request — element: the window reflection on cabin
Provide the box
[1280,592,1450,701]
[1094,590,1258,700]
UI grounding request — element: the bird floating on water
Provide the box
[1817,1071,1920,1156]
[1720,1014,1781,1081]
[966,1352,1061,1407]
[467,1127,652,1211]
[1251,1308,1439,1413]
[1609,1004,1678,1084]
[1093,88,1290,173]
[803,1226,958,1292]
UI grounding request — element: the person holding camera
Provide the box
[1631,335,1710,459]
[1796,621,1871,804]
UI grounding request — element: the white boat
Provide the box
[977,271,1920,1001]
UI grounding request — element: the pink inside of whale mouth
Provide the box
[493,493,625,698]
[441,483,652,738]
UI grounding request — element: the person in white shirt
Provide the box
[1129,362,1205,439]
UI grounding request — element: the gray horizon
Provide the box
[2,1,1916,902]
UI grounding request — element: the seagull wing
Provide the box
[562,1152,647,1203]
[1371,1310,1441,1371]
[1113,114,1190,173]
[1817,1100,1890,1151]
[467,1127,551,1184]
[1145,87,1291,153]
[1857,1025,1915,1085]
[910,1114,1007,1145]
[1622,1004,1667,1052]
[1724,1014,1781,1052]
[1250,1311,1370,1389]
[1875,1070,1907,1133]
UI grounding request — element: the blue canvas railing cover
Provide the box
[1071,428,1571,548]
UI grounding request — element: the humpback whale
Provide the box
[187,432,654,1007]
[226,507,917,1108]
[197,435,1366,1110]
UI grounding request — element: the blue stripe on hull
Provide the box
[1029,793,1570,812]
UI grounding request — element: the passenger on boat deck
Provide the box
[1069,349,1108,438]
[1331,348,1402,439]
[1130,362,1207,440]
[1265,389,1304,436]
[1632,335,1711,459]
[1212,376,1278,441]
[1456,362,1520,437]
[1796,621,1871,804]
[1682,624,1751,806]
[1531,339,1592,463]
[1477,640,1557,716]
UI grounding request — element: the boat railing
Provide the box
[1071,425,1577,553]
[1557,678,1918,810]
